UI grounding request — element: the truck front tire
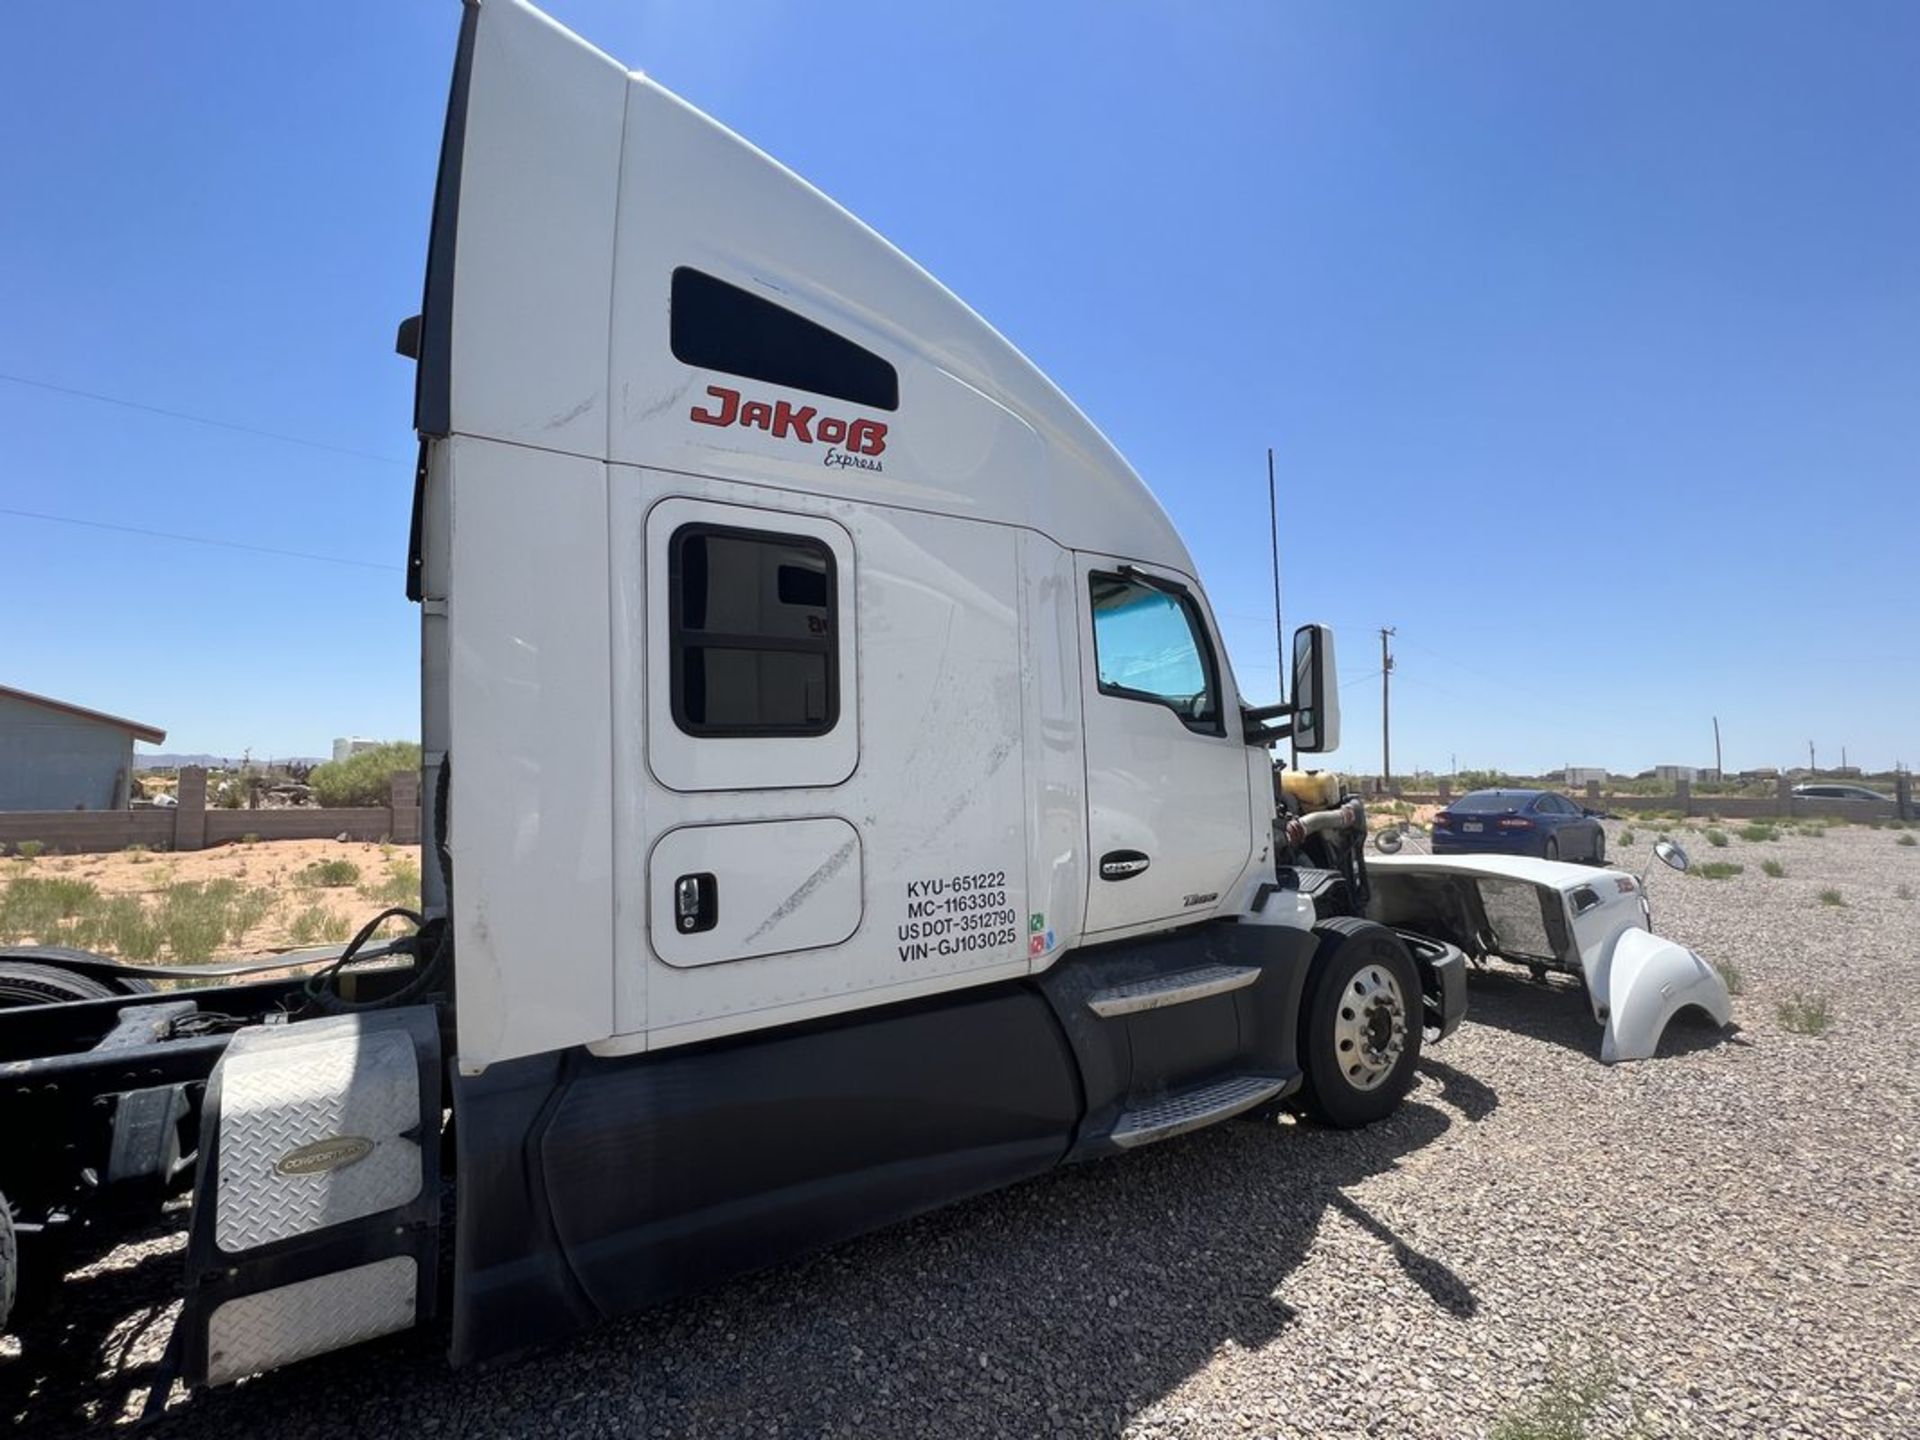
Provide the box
[1294,918,1423,1128]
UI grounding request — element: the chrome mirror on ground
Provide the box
[1653,840,1690,873]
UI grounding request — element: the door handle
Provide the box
[674,872,718,933]
[1098,850,1151,882]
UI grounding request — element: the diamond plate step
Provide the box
[1111,1074,1289,1149]
[1086,963,1260,1019]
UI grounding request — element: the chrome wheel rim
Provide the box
[1333,964,1408,1092]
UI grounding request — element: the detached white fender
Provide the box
[1589,928,1732,1063]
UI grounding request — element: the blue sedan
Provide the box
[1430,789,1606,864]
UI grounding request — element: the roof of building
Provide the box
[0,685,166,744]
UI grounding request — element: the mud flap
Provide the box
[175,1008,441,1387]
[1395,931,1468,1042]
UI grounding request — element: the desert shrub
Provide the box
[15,840,45,860]
[1492,1355,1629,1440]
[308,742,422,808]
[0,878,64,941]
[73,895,163,961]
[1704,828,1729,848]
[287,904,351,946]
[43,876,100,918]
[155,882,238,963]
[1897,833,1917,848]
[1776,992,1834,1036]
[360,857,422,908]
[1819,888,1845,907]
[226,887,276,944]
[1736,824,1777,843]
[296,859,361,889]
[240,833,261,846]
[1711,958,1745,996]
[288,905,325,945]
[1619,829,1636,846]
[0,876,104,939]
[1695,862,1743,880]
[1761,858,1786,878]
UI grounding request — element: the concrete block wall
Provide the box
[0,767,426,854]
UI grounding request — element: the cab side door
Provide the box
[1077,559,1256,935]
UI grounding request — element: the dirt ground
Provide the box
[7,819,1917,1436]
[3,839,419,960]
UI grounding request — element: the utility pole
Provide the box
[1267,448,1284,705]
[1842,745,1848,772]
[1808,741,1816,776]
[1380,627,1396,791]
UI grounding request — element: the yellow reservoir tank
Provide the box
[1280,769,1342,812]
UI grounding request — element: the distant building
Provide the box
[332,737,382,763]
[1740,767,1780,781]
[1563,767,1609,786]
[1653,765,1698,783]
[0,685,166,811]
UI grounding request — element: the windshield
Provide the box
[1452,791,1532,815]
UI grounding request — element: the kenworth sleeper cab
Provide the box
[0,0,1465,1394]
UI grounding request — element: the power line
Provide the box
[0,371,409,466]
[2,505,401,572]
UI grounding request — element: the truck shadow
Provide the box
[10,1076,1493,1439]
[1464,967,1736,1061]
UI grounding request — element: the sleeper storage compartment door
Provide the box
[650,818,863,967]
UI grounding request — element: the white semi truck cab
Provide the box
[0,0,1464,1395]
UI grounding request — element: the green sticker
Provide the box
[1028,912,1045,933]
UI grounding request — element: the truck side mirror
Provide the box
[1291,623,1340,753]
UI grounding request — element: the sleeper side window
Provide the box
[670,524,837,737]
[670,268,899,411]
[1089,571,1222,735]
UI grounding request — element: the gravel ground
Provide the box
[6,820,1917,1438]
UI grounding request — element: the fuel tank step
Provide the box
[1110,1073,1289,1148]
[1085,963,1261,1019]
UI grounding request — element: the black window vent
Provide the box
[670,267,898,412]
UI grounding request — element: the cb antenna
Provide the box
[1268,447,1285,707]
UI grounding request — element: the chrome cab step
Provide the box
[1086,962,1261,1018]
[1111,1073,1291,1148]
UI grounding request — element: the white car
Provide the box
[1364,844,1731,1063]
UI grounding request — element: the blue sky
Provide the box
[3,2,1915,775]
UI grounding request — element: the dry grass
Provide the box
[1776,992,1836,1036]
[0,838,418,965]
